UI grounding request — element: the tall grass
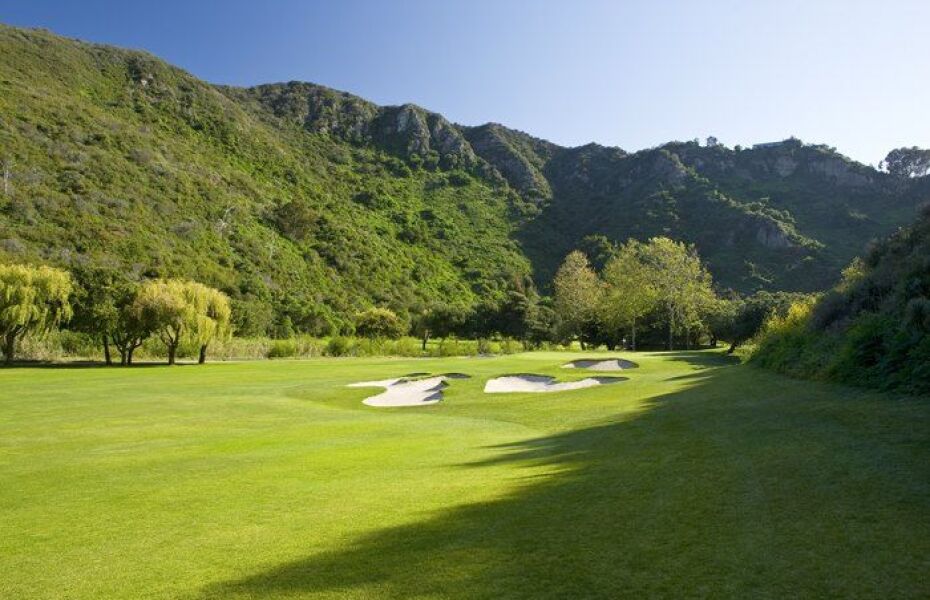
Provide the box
[14,332,549,362]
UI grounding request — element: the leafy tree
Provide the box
[411,303,466,350]
[187,283,232,364]
[70,267,150,365]
[0,264,72,364]
[132,279,192,365]
[639,237,716,350]
[882,147,930,178]
[601,239,659,350]
[355,307,407,339]
[553,251,602,348]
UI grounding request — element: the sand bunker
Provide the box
[484,374,626,393]
[562,358,638,371]
[348,373,470,407]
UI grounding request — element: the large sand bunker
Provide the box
[348,373,470,407]
[484,374,626,393]
[562,358,638,371]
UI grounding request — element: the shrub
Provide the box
[355,308,407,339]
[267,339,298,359]
[325,336,353,357]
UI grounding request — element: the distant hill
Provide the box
[0,24,926,334]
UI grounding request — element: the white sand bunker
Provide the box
[348,373,470,407]
[484,374,626,393]
[562,358,638,371]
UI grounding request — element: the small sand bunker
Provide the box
[348,374,470,407]
[484,374,626,393]
[562,358,638,371]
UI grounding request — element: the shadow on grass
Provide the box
[202,364,930,598]
[0,360,205,369]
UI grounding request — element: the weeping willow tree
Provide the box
[132,279,230,365]
[187,282,231,364]
[0,264,73,364]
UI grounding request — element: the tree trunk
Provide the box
[103,335,112,366]
[119,348,127,366]
[727,341,738,355]
[631,317,637,351]
[667,309,674,351]
[3,333,15,365]
[198,345,207,364]
[421,333,429,352]
[168,343,177,365]
[127,346,135,365]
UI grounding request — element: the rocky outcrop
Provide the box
[754,219,793,249]
[807,156,873,188]
[463,123,552,199]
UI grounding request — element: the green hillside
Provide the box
[0,24,926,333]
[752,206,930,393]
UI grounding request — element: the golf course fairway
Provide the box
[1,350,927,598]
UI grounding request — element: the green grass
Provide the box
[1,351,928,598]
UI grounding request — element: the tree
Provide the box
[600,240,659,351]
[639,238,716,350]
[132,279,192,365]
[70,267,150,365]
[0,264,72,364]
[411,303,466,350]
[552,251,602,348]
[187,283,231,364]
[355,307,407,339]
[882,147,930,178]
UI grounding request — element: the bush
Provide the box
[267,339,298,359]
[325,336,353,357]
[355,308,408,339]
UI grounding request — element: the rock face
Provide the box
[754,219,793,249]
[807,157,874,188]
[463,123,554,200]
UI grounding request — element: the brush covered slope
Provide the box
[0,26,532,334]
[0,24,927,333]
[752,206,930,393]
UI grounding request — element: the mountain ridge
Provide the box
[0,23,926,334]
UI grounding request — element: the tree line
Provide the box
[1,239,802,364]
[0,264,231,365]
[550,236,805,352]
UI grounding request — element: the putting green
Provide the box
[1,351,927,598]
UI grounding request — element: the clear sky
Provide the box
[2,0,928,165]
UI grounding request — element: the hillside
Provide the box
[752,205,930,393]
[0,24,926,334]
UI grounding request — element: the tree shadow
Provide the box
[202,364,930,598]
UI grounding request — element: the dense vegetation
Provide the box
[1,24,927,338]
[752,207,930,393]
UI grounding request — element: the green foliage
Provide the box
[552,251,601,344]
[0,263,72,363]
[752,208,930,393]
[882,146,930,178]
[354,308,407,339]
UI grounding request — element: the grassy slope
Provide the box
[1,353,927,598]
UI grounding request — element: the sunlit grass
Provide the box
[1,351,927,598]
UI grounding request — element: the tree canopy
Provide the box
[0,264,73,363]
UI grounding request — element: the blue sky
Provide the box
[2,0,928,165]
